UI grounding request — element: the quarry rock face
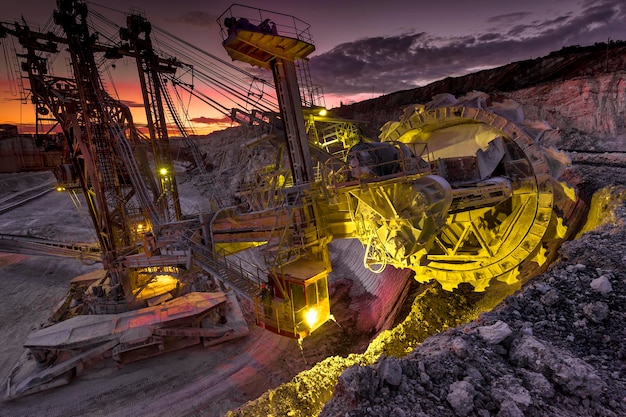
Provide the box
[505,72,626,143]
[334,46,626,144]
[328,239,413,334]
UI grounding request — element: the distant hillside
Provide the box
[333,42,626,139]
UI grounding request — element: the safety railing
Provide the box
[254,296,298,338]
[217,4,313,44]
[183,228,266,299]
[322,142,434,191]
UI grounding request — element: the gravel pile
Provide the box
[320,186,626,417]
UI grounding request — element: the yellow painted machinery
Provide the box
[216,5,576,340]
[326,97,576,290]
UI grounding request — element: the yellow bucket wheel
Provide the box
[379,99,574,291]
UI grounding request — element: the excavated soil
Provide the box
[319,184,626,417]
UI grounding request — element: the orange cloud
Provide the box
[190,115,233,125]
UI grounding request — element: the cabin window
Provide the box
[306,282,317,305]
[317,276,328,301]
[290,283,305,311]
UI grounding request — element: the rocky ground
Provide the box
[320,187,626,417]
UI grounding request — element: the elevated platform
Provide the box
[210,207,292,242]
[0,233,101,262]
[275,256,329,282]
[223,28,315,69]
[219,5,315,69]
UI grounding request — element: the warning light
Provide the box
[305,308,319,329]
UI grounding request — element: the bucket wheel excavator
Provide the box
[215,4,576,341]
[0,1,576,399]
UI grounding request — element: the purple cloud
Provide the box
[309,0,624,96]
[168,11,217,28]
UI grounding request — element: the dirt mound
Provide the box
[320,187,626,417]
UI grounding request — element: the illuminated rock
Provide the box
[478,320,512,345]
[590,275,613,294]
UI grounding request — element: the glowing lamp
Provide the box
[159,168,168,176]
[305,308,318,329]
[318,108,328,116]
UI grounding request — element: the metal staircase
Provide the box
[184,230,262,301]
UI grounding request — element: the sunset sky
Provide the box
[0,0,623,135]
